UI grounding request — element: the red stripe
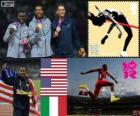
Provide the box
[41,86,67,88]
[106,20,140,29]
[41,89,67,91]
[41,77,67,79]
[51,58,67,60]
[118,22,140,29]
[41,73,67,74]
[0,96,13,104]
[41,70,67,71]
[41,92,66,94]
[51,63,67,64]
[40,94,67,96]
[30,108,40,116]
[52,83,67,85]
[51,80,67,82]
[41,72,67,77]
[0,90,13,97]
[0,83,13,91]
[51,64,67,66]
[41,71,67,73]
[58,96,67,116]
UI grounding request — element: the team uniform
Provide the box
[29,16,53,57]
[80,67,120,102]
[1,68,36,116]
[94,69,113,97]
[3,22,29,58]
[52,17,81,57]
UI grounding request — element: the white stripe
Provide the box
[51,65,67,68]
[41,74,67,77]
[52,85,67,87]
[41,94,67,96]
[41,68,67,71]
[51,59,67,62]
[50,97,58,116]
[0,87,13,94]
[41,88,67,90]
[41,71,67,74]
[52,82,67,84]
[0,93,13,101]
[51,62,67,65]
[41,91,67,92]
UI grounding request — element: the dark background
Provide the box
[0,0,88,57]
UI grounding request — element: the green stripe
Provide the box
[41,96,49,116]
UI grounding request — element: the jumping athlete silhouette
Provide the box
[88,6,133,56]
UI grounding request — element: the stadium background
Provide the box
[68,58,140,115]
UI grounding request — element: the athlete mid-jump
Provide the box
[81,64,120,102]
[88,5,133,57]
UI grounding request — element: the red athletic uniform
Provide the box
[94,69,113,97]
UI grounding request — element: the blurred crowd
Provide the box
[0,0,87,57]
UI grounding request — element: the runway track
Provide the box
[0,103,40,116]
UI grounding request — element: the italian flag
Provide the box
[41,96,67,116]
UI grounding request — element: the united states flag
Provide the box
[41,58,67,116]
[41,59,67,96]
[0,78,40,116]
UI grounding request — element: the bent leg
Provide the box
[118,15,133,51]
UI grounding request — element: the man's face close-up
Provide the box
[35,6,44,19]
[19,67,27,77]
[56,6,66,18]
[17,12,26,24]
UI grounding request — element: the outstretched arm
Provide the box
[81,68,100,75]
[95,5,101,13]
[107,72,118,84]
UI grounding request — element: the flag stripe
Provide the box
[51,79,67,81]
[41,92,67,94]
[51,81,67,83]
[41,88,67,90]
[50,97,58,116]
[0,90,13,97]
[41,94,67,96]
[41,68,67,71]
[0,81,39,115]
[0,86,13,94]
[41,90,66,93]
[41,74,67,77]
[0,96,12,104]
[51,59,67,62]
[58,96,67,116]
[0,83,13,91]
[41,96,49,116]
[51,62,67,64]
[41,58,67,116]
[41,71,67,74]
[51,65,67,68]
